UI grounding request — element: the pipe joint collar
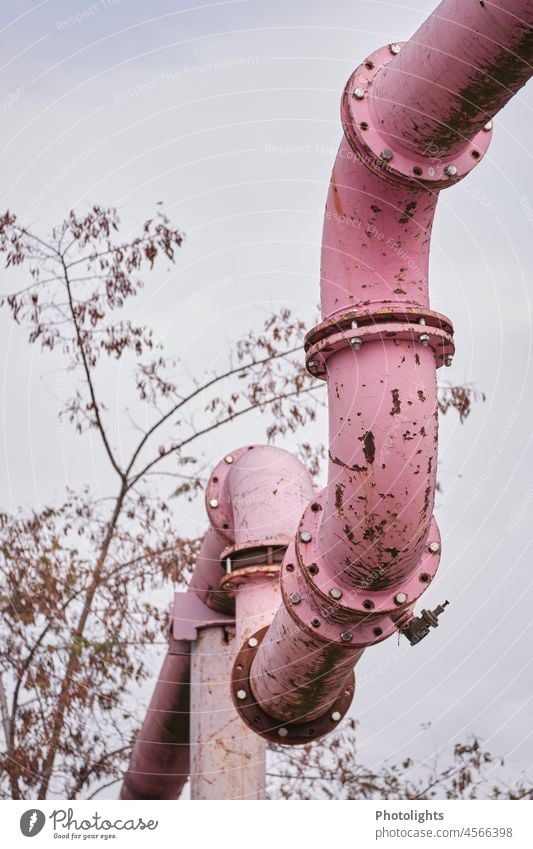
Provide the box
[279,490,442,648]
[231,625,355,744]
[341,43,492,190]
[305,304,455,378]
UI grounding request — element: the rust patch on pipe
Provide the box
[390,389,401,415]
[360,431,376,464]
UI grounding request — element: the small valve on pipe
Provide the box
[401,601,449,646]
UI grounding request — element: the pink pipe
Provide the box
[120,646,190,800]
[121,529,227,799]
[372,0,533,158]
[318,141,439,588]
[243,0,533,733]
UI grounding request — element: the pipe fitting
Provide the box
[341,43,492,190]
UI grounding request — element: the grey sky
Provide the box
[1,0,532,797]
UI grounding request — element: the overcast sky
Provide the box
[1,0,532,798]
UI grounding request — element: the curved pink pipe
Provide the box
[318,141,438,588]
[372,0,533,158]
[249,0,533,729]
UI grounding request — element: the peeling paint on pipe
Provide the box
[372,0,533,158]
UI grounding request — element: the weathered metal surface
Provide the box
[342,44,492,188]
[372,0,533,158]
[188,526,233,614]
[172,590,233,642]
[121,646,191,800]
[249,602,362,725]
[206,444,315,549]
[233,574,282,647]
[190,626,266,800]
[232,626,355,743]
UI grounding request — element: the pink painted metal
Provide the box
[372,0,533,158]
[243,0,533,732]
[120,645,190,800]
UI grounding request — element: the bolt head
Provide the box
[236,689,247,701]
[308,360,318,369]
[209,498,219,508]
[444,164,458,177]
[278,727,288,737]
[248,636,258,648]
[340,631,353,642]
[351,319,359,329]
[300,530,312,543]
[289,592,301,605]
[394,592,408,605]
[389,43,401,55]
[353,87,365,100]
[444,354,453,367]
[483,120,493,132]
[418,317,426,325]
[331,711,342,722]
[419,334,430,347]
[224,454,234,464]
[429,541,441,554]
[380,148,393,162]
[329,587,343,600]
[350,337,362,349]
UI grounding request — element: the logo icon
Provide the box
[20,809,46,837]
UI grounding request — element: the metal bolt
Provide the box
[224,454,234,464]
[389,43,401,55]
[308,360,318,370]
[329,587,343,600]
[289,592,301,605]
[278,727,289,737]
[418,317,426,325]
[340,631,353,642]
[236,689,247,701]
[311,617,321,628]
[444,354,453,367]
[419,334,430,347]
[300,530,312,543]
[351,320,359,329]
[248,636,258,648]
[483,120,493,132]
[380,148,393,162]
[331,711,342,722]
[350,337,362,350]
[429,541,441,554]
[444,164,458,177]
[209,498,219,508]
[394,592,408,605]
[353,87,365,100]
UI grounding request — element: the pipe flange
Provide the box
[205,446,253,543]
[305,305,454,378]
[341,43,492,190]
[220,563,281,595]
[279,490,441,647]
[231,625,355,745]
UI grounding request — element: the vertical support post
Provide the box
[190,625,266,800]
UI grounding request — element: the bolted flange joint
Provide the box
[231,626,355,744]
[340,43,492,191]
